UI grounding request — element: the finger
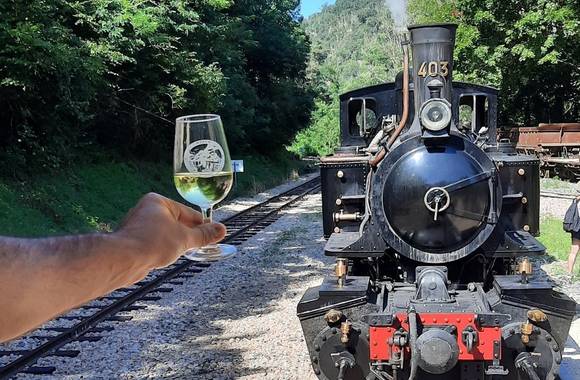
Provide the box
[183,223,227,249]
[172,202,204,227]
[119,203,141,229]
[159,197,203,227]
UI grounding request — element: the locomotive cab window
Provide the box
[459,95,489,137]
[348,97,377,137]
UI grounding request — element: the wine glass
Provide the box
[174,114,237,261]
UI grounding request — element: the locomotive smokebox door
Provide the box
[372,134,502,263]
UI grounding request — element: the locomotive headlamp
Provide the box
[420,99,452,132]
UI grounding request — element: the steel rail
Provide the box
[0,177,320,379]
[540,190,577,200]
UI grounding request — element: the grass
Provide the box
[541,177,577,193]
[228,153,309,198]
[538,216,580,277]
[538,217,570,261]
[0,153,309,237]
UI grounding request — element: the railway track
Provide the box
[0,177,321,379]
[541,190,577,200]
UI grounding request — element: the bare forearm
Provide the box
[0,192,226,343]
[0,233,150,342]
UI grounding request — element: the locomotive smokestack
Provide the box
[408,24,457,114]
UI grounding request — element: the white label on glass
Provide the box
[184,140,225,173]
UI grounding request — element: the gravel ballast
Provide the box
[19,194,327,380]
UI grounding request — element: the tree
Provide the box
[0,0,313,173]
[409,0,580,126]
[290,0,403,157]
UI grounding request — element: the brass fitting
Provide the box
[518,257,533,274]
[517,257,533,283]
[335,258,348,287]
[527,309,548,323]
[521,321,533,344]
[333,211,362,223]
[324,309,343,325]
[340,321,352,344]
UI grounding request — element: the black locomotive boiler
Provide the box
[297,24,576,380]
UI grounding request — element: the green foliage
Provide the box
[0,0,313,173]
[408,0,580,126]
[230,151,310,195]
[290,0,403,157]
[289,99,340,156]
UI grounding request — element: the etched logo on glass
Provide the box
[184,140,226,173]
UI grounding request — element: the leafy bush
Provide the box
[408,0,580,126]
[0,0,313,174]
[289,99,340,157]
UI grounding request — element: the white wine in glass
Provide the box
[174,114,237,261]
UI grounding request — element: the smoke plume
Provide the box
[386,0,408,30]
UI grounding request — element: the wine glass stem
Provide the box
[201,207,213,225]
[201,207,218,251]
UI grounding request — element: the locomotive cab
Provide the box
[298,23,576,380]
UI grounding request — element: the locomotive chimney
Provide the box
[408,24,457,117]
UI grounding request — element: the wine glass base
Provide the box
[183,244,237,262]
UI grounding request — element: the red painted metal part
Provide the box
[516,123,580,150]
[369,313,502,362]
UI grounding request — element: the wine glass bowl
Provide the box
[174,114,237,261]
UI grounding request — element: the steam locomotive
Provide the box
[297,24,576,380]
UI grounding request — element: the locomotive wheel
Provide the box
[311,322,373,380]
[501,322,561,380]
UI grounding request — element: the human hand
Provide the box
[116,193,227,269]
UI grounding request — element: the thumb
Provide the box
[184,223,227,249]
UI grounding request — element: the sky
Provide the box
[300,0,336,18]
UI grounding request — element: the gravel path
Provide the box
[541,196,573,220]
[19,194,327,380]
[540,177,578,219]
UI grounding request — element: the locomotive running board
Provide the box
[297,276,370,320]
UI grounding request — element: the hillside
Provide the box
[290,0,403,156]
[306,0,402,93]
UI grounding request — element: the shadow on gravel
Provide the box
[125,202,328,379]
[561,335,580,379]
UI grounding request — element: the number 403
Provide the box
[418,61,450,78]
